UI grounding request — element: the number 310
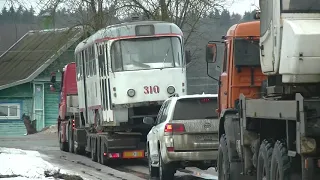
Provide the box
[144,86,160,94]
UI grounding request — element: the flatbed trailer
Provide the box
[56,63,149,162]
[54,19,189,165]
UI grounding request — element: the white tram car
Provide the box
[74,21,188,131]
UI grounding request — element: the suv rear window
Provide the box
[172,97,218,120]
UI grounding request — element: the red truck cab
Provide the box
[58,63,77,120]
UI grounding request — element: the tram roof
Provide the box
[75,21,182,53]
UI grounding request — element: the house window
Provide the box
[0,103,21,119]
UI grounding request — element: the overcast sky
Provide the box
[0,0,259,15]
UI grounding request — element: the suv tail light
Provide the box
[164,123,185,134]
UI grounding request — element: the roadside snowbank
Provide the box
[0,147,64,179]
[39,125,58,134]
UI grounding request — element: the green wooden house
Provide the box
[0,27,86,136]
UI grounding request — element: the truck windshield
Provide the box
[111,36,182,71]
[172,98,218,120]
[234,38,260,67]
[282,0,320,12]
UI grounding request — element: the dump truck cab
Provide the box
[206,21,266,117]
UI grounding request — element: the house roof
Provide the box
[0,27,84,90]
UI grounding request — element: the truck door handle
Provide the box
[260,45,265,57]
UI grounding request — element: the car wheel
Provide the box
[148,146,159,177]
[158,149,175,180]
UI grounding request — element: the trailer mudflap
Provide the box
[105,133,144,149]
[100,133,147,159]
[74,128,86,148]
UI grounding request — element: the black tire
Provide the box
[218,134,230,180]
[158,149,175,180]
[270,140,290,180]
[218,134,242,180]
[59,130,68,152]
[97,138,101,164]
[148,145,159,177]
[91,139,98,162]
[257,139,274,180]
[100,140,108,165]
[68,125,74,153]
[74,146,84,155]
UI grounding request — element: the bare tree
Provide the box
[120,0,227,44]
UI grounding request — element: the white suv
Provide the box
[144,94,219,180]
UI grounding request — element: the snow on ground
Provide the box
[0,147,65,179]
[39,125,58,134]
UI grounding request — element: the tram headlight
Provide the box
[167,86,175,94]
[127,89,135,97]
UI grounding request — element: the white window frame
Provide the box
[0,103,21,119]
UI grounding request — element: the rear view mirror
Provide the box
[50,72,56,83]
[206,43,217,63]
[143,117,155,125]
[185,50,191,65]
[254,11,260,20]
[50,72,56,92]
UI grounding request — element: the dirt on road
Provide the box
[0,131,218,180]
[0,133,146,180]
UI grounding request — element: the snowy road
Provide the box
[0,133,218,180]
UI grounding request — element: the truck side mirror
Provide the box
[185,50,191,65]
[50,72,56,92]
[143,117,155,125]
[206,43,217,63]
[50,72,56,83]
[254,11,260,20]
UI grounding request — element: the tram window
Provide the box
[105,45,109,75]
[91,46,94,60]
[98,56,103,77]
[92,46,95,59]
[86,61,89,77]
[81,51,85,80]
[89,60,92,76]
[102,44,106,76]
[98,44,105,77]
[93,59,97,75]
[76,54,80,80]
[88,47,92,60]
[99,46,101,55]
[80,64,83,80]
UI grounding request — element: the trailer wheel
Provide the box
[68,125,74,153]
[257,139,274,180]
[59,130,68,152]
[270,140,290,180]
[100,140,108,165]
[218,134,230,180]
[91,138,98,162]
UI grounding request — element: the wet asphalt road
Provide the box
[0,133,218,180]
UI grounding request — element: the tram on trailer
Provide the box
[74,21,189,133]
